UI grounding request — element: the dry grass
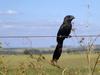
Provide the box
[0,53,100,75]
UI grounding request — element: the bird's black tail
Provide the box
[52,43,63,62]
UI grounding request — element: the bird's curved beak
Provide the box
[72,16,75,19]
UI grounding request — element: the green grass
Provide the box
[0,53,100,75]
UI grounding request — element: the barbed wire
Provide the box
[0,34,100,38]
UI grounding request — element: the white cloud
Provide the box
[1,25,14,29]
[7,10,17,15]
[0,10,18,15]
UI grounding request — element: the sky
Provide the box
[0,0,100,48]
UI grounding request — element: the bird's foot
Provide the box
[68,35,72,38]
[51,60,62,69]
[51,59,57,66]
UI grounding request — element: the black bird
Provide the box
[51,15,75,64]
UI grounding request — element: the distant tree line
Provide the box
[0,42,2,48]
[0,45,100,55]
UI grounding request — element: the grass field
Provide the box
[0,53,100,75]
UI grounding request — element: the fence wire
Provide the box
[0,35,100,38]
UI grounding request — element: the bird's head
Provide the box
[64,15,75,22]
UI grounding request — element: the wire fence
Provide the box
[0,34,100,38]
[0,34,100,48]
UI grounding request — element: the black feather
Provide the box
[52,15,75,62]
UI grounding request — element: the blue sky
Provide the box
[0,0,100,48]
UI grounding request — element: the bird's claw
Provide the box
[51,60,57,65]
[68,35,72,38]
[51,60,62,69]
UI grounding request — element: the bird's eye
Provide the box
[68,16,71,18]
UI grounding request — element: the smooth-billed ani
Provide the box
[51,15,75,63]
